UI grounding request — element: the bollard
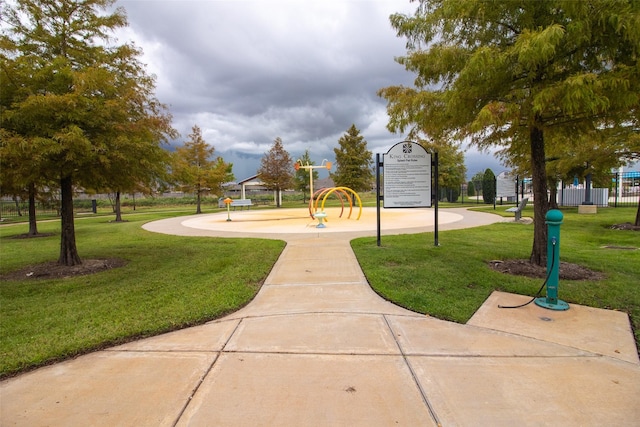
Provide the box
[224,198,233,221]
[535,209,569,311]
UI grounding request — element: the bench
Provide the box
[218,198,253,210]
[506,197,528,221]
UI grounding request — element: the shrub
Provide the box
[482,169,496,204]
[467,181,475,197]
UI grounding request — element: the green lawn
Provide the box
[0,211,285,378]
[352,206,640,353]
[2,205,638,378]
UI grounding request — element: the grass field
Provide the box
[2,204,638,378]
[352,206,640,353]
[0,211,285,378]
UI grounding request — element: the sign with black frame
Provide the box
[376,141,438,246]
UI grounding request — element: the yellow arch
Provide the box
[310,188,346,219]
[314,187,350,219]
[320,187,362,220]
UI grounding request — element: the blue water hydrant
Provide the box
[535,209,569,311]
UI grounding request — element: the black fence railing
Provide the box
[603,172,640,207]
[3,172,637,219]
[0,200,59,219]
[443,172,639,207]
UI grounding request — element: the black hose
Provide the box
[498,242,556,309]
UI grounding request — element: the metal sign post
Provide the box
[376,153,382,246]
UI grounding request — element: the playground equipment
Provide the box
[314,211,328,228]
[294,159,362,228]
[294,159,331,203]
[223,197,233,221]
[310,187,363,222]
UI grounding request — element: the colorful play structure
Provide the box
[294,159,363,228]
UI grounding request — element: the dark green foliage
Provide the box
[467,181,475,197]
[378,0,640,265]
[331,124,373,192]
[443,187,460,202]
[482,169,496,204]
[1,0,176,265]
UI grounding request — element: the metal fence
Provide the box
[0,199,97,219]
[557,172,639,207]
[3,172,637,217]
[446,171,639,207]
[444,178,517,205]
[0,200,59,219]
[602,171,640,207]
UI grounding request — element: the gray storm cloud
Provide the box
[116,0,503,179]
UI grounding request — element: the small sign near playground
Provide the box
[496,171,517,199]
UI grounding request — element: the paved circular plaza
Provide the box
[142,206,505,240]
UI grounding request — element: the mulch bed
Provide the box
[488,259,605,281]
[1,259,127,281]
[610,222,640,231]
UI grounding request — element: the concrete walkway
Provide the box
[2,208,639,426]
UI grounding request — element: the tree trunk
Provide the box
[196,189,202,214]
[114,191,123,222]
[28,182,39,236]
[635,196,640,227]
[276,188,281,208]
[58,175,82,266]
[529,122,549,266]
[548,178,559,210]
[13,196,22,216]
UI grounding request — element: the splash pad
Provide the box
[293,159,364,228]
[144,155,492,237]
[177,207,463,235]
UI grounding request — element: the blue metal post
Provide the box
[535,210,569,311]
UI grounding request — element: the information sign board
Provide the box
[383,141,431,208]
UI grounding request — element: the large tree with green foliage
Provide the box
[1,0,176,265]
[0,28,54,236]
[379,0,640,265]
[412,136,466,201]
[171,125,233,214]
[331,124,373,192]
[258,137,293,208]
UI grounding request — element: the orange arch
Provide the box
[314,187,351,217]
[310,187,347,219]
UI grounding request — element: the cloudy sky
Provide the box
[115,0,504,180]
